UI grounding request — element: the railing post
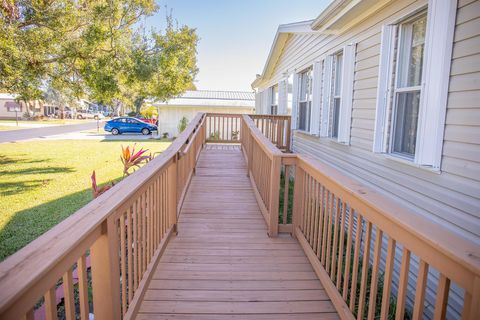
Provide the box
[291,164,304,239]
[286,117,292,152]
[169,157,178,231]
[268,155,281,237]
[90,219,122,320]
[247,131,253,177]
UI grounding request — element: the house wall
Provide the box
[255,0,480,318]
[0,99,25,119]
[157,105,254,137]
[257,0,480,243]
[0,99,44,119]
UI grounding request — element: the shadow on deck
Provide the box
[137,145,338,319]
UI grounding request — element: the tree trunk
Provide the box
[134,97,145,114]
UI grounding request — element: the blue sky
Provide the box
[147,0,331,91]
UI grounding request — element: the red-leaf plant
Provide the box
[91,170,114,199]
[91,144,153,199]
[120,144,152,177]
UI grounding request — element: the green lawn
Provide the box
[0,139,171,260]
[0,119,95,131]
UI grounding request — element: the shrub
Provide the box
[178,116,188,133]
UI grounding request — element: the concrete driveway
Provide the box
[0,121,102,143]
[0,122,162,143]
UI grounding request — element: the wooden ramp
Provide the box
[136,145,338,319]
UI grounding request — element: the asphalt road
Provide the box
[0,121,102,144]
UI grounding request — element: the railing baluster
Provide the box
[316,186,325,258]
[395,248,411,320]
[357,221,372,319]
[120,212,127,314]
[77,255,89,320]
[342,205,354,300]
[91,218,122,320]
[433,274,451,320]
[412,259,429,319]
[330,197,340,282]
[126,207,133,303]
[336,202,347,289]
[349,212,363,311]
[325,192,334,274]
[312,181,320,253]
[380,237,396,318]
[321,191,330,265]
[63,269,75,320]
[367,228,383,320]
[44,287,57,320]
[21,308,34,320]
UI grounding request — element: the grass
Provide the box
[0,139,171,260]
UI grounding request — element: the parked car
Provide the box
[76,110,105,120]
[104,117,157,135]
[136,117,157,125]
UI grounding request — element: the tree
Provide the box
[140,105,158,119]
[122,17,199,113]
[0,0,157,103]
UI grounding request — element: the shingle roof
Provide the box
[178,90,255,101]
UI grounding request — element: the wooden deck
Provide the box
[136,145,338,319]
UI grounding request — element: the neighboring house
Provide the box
[153,90,255,137]
[252,0,479,318]
[0,93,46,119]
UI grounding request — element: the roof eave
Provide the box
[252,20,316,89]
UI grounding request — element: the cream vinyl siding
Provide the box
[256,0,480,243]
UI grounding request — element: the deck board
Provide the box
[137,145,338,319]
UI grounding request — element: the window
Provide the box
[331,52,343,138]
[391,12,426,159]
[374,2,456,170]
[287,74,293,114]
[5,101,21,112]
[270,84,278,115]
[298,68,312,131]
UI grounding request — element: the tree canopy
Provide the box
[0,0,198,111]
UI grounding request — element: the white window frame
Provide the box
[270,84,279,115]
[331,51,343,139]
[389,11,427,160]
[373,0,456,171]
[297,67,313,132]
[319,44,355,143]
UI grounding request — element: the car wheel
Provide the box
[94,115,99,120]
[111,128,119,135]
[77,115,83,119]
[142,128,150,135]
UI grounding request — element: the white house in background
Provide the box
[153,90,255,137]
[252,0,479,318]
[0,93,45,119]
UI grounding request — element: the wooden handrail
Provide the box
[290,154,480,319]
[1,111,478,320]
[0,112,207,319]
[248,114,291,151]
[239,112,479,318]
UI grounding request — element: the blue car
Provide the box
[104,117,158,135]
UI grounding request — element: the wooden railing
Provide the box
[0,113,207,320]
[238,112,480,319]
[204,113,291,152]
[240,115,283,236]
[1,112,478,320]
[205,113,242,143]
[249,114,291,152]
[289,154,480,320]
